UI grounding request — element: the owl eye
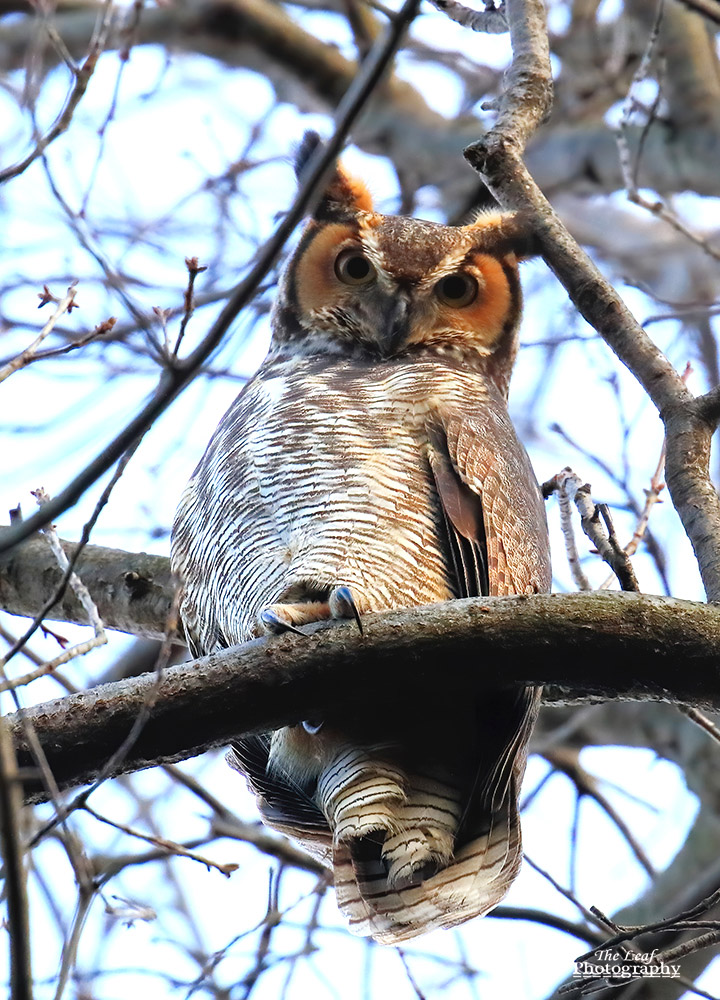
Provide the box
[435,273,478,308]
[334,249,376,286]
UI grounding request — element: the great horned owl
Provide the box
[172,133,551,944]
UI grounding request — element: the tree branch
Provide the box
[0,526,175,640]
[8,590,720,802]
[0,714,32,1000]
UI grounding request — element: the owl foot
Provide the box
[258,589,362,637]
[260,607,325,733]
[329,585,363,635]
[258,602,329,636]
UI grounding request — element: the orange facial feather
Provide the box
[294,223,359,316]
[459,253,514,343]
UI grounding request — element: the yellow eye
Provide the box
[334,249,376,286]
[435,273,478,307]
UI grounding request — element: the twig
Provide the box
[524,855,607,929]
[550,420,670,591]
[548,472,591,591]
[626,197,720,265]
[615,0,720,264]
[659,930,720,965]
[164,764,325,874]
[172,257,208,360]
[543,468,640,592]
[575,892,720,959]
[0,622,77,694]
[0,713,33,1000]
[26,584,181,847]
[428,0,508,33]
[0,0,114,185]
[678,705,720,747]
[566,912,720,996]
[490,905,603,945]
[83,804,238,876]
[0,14,113,184]
[598,440,666,590]
[0,491,107,678]
[0,283,78,383]
[53,881,95,1000]
[18,317,117,368]
[239,868,284,1000]
[545,747,656,877]
[597,364,689,590]
[0,443,143,843]
[0,0,421,557]
[397,948,429,1000]
[0,490,108,686]
[1,445,141,672]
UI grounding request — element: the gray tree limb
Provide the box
[0,527,175,640]
[7,587,720,802]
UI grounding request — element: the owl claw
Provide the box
[259,608,307,636]
[330,585,364,635]
[302,718,324,734]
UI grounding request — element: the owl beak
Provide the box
[381,292,410,355]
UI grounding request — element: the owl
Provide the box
[171,132,551,944]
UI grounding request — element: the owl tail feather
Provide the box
[334,792,523,944]
[230,685,536,945]
[321,762,460,894]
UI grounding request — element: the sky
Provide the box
[1,2,718,997]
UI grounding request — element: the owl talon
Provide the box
[329,585,363,635]
[302,718,324,734]
[259,608,307,636]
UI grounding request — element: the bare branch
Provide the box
[0,713,32,1000]
[543,469,640,592]
[7,590,720,801]
[83,804,239,876]
[0,4,112,185]
[0,282,78,383]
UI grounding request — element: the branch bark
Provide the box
[0,526,175,639]
[7,590,720,802]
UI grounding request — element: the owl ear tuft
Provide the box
[294,130,374,220]
[466,211,541,261]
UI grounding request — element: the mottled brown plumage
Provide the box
[171,132,551,944]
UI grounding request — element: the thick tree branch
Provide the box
[7,590,720,802]
[0,527,175,640]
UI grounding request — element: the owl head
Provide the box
[271,132,540,398]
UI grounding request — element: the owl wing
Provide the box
[227,736,334,868]
[427,398,551,600]
[410,398,550,929]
